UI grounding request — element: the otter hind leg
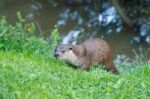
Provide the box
[104,62,119,74]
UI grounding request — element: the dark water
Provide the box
[0,0,149,61]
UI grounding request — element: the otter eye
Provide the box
[62,50,65,53]
[69,48,72,50]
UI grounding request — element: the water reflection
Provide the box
[62,28,84,45]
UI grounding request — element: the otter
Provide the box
[54,38,119,74]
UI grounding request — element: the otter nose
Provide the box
[54,53,60,58]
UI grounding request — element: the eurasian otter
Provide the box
[54,38,119,74]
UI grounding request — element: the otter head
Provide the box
[54,44,74,60]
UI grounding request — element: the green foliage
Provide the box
[0,13,60,57]
[0,51,149,99]
[48,25,60,57]
[24,37,47,54]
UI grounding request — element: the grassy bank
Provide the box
[0,51,150,99]
[0,13,150,99]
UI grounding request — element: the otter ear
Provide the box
[69,47,72,50]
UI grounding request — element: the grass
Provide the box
[0,51,149,99]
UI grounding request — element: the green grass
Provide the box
[0,51,149,99]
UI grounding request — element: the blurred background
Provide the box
[0,0,150,61]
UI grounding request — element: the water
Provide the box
[0,0,149,60]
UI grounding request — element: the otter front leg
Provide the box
[79,59,91,70]
[80,66,90,70]
[80,64,90,70]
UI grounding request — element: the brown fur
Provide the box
[54,38,119,74]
